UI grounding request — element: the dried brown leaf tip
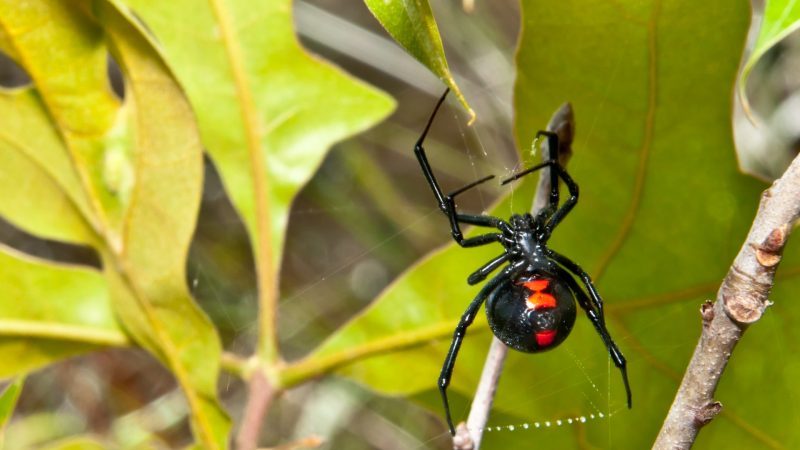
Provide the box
[754,224,790,268]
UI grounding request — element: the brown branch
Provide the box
[653,153,800,449]
[237,368,277,450]
[453,103,575,450]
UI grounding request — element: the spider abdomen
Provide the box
[485,274,577,353]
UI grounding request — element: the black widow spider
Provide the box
[414,90,632,435]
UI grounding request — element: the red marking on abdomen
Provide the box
[521,279,556,310]
[535,330,557,347]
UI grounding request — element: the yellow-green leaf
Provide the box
[96,3,230,447]
[363,0,474,121]
[0,0,123,237]
[0,377,24,429]
[0,1,230,446]
[0,245,125,378]
[113,0,395,362]
[0,89,95,245]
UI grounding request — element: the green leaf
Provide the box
[0,89,95,245]
[97,3,231,446]
[113,0,395,362]
[0,377,24,432]
[0,1,230,446]
[363,0,474,121]
[0,245,125,378]
[0,0,124,236]
[291,1,800,447]
[740,0,800,112]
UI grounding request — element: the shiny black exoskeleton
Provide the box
[414,90,631,435]
[486,273,576,353]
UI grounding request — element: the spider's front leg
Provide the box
[550,256,632,408]
[439,261,524,435]
[501,131,579,239]
[414,90,509,248]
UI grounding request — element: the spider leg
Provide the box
[549,254,632,408]
[548,250,605,323]
[467,253,509,285]
[500,160,557,185]
[445,179,507,246]
[415,90,509,247]
[439,260,525,435]
[543,163,578,237]
[500,131,578,239]
[456,213,513,234]
[458,233,504,248]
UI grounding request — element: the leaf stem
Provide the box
[0,319,129,346]
[207,0,279,365]
[220,351,253,380]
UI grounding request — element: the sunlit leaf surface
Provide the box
[297,1,800,447]
[115,0,395,362]
[0,246,125,378]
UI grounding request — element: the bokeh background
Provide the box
[0,0,797,448]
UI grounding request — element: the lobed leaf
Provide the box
[0,1,230,446]
[96,3,231,446]
[114,0,395,362]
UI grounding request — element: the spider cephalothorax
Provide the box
[414,89,632,435]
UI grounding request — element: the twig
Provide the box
[221,351,252,379]
[453,103,575,450]
[653,152,800,449]
[237,368,277,450]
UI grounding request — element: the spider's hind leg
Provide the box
[550,258,632,408]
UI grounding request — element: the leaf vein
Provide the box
[591,0,661,282]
